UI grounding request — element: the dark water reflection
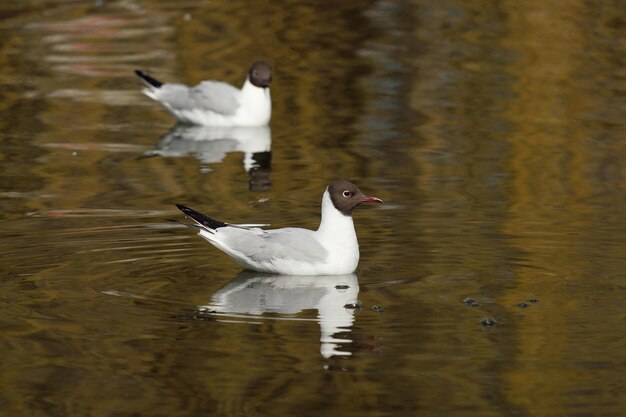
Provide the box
[199,272,360,358]
[0,0,624,416]
[146,124,273,190]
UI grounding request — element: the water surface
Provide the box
[0,1,624,416]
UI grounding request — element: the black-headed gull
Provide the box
[176,179,383,275]
[135,61,271,126]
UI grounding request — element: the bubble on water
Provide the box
[480,317,498,326]
[344,300,363,310]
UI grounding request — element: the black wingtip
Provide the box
[135,69,163,88]
[175,204,227,230]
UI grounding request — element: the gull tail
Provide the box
[135,70,162,89]
[175,204,227,232]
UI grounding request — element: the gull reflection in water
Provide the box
[146,125,271,191]
[198,272,360,358]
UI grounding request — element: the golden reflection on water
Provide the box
[0,0,624,416]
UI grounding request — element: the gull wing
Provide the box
[189,81,241,115]
[152,81,241,116]
[215,227,328,263]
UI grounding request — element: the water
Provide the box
[1,1,624,416]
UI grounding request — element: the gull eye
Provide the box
[342,190,351,198]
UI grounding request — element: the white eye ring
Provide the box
[342,190,351,197]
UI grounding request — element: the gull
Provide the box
[135,61,271,126]
[176,179,383,275]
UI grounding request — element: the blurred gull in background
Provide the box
[135,61,272,126]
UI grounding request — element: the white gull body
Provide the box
[136,61,271,127]
[176,180,382,275]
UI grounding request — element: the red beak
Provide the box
[360,196,384,204]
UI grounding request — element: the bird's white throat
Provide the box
[239,79,271,125]
[316,190,358,247]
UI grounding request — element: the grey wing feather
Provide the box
[219,228,328,263]
[152,83,193,109]
[154,81,241,115]
[190,81,241,115]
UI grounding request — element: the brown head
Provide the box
[327,179,383,216]
[249,61,272,88]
